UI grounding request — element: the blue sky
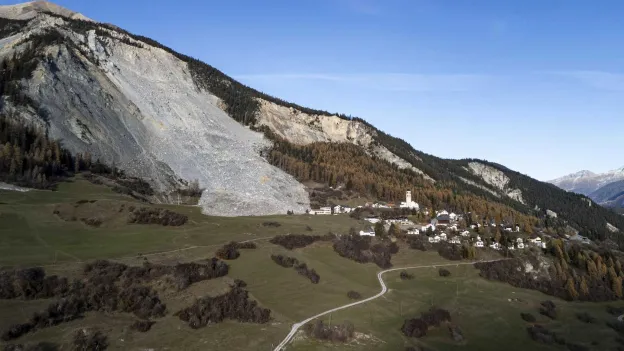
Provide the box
[4,0,624,180]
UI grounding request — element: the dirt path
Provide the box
[273,259,505,351]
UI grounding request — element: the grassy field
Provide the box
[1,179,623,350]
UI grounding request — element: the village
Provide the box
[309,191,552,251]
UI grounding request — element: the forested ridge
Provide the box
[458,159,624,242]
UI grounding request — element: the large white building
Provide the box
[310,207,332,215]
[400,191,419,210]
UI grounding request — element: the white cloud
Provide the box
[234,73,492,92]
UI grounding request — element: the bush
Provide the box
[270,234,333,250]
[303,320,355,342]
[576,312,596,324]
[72,329,108,351]
[3,342,59,351]
[130,320,155,332]
[437,243,462,261]
[539,300,557,320]
[439,268,451,277]
[262,221,281,228]
[347,291,361,300]
[270,254,299,268]
[400,271,414,280]
[215,242,240,260]
[0,268,70,300]
[526,325,566,345]
[127,207,187,226]
[294,263,320,284]
[607,306,624,316]
[520,312,536,323]
[80,217,102,227]
[401,308,451,338]
[332,235,396,268]
[175,286,270,328]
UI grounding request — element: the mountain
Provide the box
[549,167,624,196]
[1,2,624,241]
[590,179,624,209]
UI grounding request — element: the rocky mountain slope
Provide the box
[1,2,623,240]
[549,167,624,196]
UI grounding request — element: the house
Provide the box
[517,243,525,249]
[505,227,513,232]
[470,224,477,230]
[359,228,375,236]
[439,233,448,241]
[449,236,461,245]
[516,225,520,232]
[407,228,420,235]
[507,245,515,250]
[333,205,342,214]
[365,217,381,224]
[449,224,458,232]
[516,238,524,244]
[475,240,484,248]
[449,212,458,221]
[460,230,470,237]
[436,214,451,225]
[490,242,501,250]
[428,235,441,243]
[400,191,420,210]
[437,210,449,216]
[312,207,331,215]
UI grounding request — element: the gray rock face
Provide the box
[0,14,310,216]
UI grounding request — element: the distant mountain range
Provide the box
[549,167,624,196]
[549,167,624,210]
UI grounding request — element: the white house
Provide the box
[475,240,484,248]
[365,217,381,224]
[516,238,524,244]
[505,227,513,232]
[449,236,461,244]
[449,212,458,221]
[460,230,470,237]
[311,207,332,215]
[490,242,501,250]
[449,224,458,232]
[421,224,435,232]
[439,233,448,241]
[437,210,449,216]
[515,225,520,232]
[470,224,477,229]
[517,243,525,249]
[333,205,342,214]
[428,235,441,243]
[529,237,542,245]
[359,228,375,236]
[407,228,420,235]
[507,245,515,250]
[400,191,420,210]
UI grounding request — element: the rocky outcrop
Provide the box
[0,12,309,216]
[466,162,525,204]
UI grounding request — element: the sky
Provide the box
[3,0,623,180]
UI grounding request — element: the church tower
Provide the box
[406,190,412,204]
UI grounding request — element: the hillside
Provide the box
[0,2,623,242]
[550,166,624,196]
[590,179,624,210]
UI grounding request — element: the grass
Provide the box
[1,179,624,350]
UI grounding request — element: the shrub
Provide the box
[3,342,59,351]
[294,263,320,284]
[539,301,557,320]
[0,268,70,300]
[439,268,451,277]
[520,312,536,323]
[72,329,108,351]
[303,320,355,342]
[401,308,451,338]
[80,217,102,227]
[175,286,270,328]
[400,271,414,280]
[576,312,596,324]
[262,221,281,228]
[127,207,187,226]
[607,306,624,316]
[215,242,240,260]
[347,291,361,300]
[270,234,332,250]
[130,320,155,332]
[437,243,462,261]
[332,235,396,268]
[270,254,299,268]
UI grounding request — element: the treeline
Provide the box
[475,240,624,302]
[332,234,398,268]
[270,255,320,284]
[269,234,334,250]
[175,281,271,328]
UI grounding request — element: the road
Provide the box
[273,259,504,351]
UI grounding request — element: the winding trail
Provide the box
[273,259,504,351]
